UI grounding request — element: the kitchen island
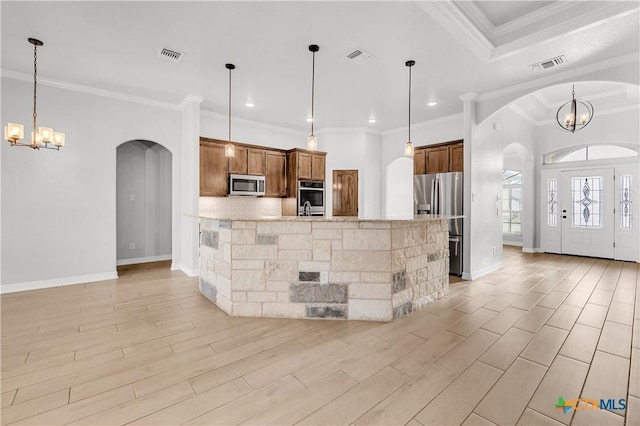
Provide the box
[198,216,449,322]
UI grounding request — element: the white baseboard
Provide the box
[1,272,118,294]
[171,263,199,277]
[461,261,504,281]
[503,240,523,247]
[117,255,172,266]
[522,247,536,253]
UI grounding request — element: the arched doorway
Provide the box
[116,140,172,271]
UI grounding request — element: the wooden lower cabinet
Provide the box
[265,151,286,197]
[333,170,358,216]
[200,142,228,196]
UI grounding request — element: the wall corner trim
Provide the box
[461,261,504,280]
[0,272,118,294]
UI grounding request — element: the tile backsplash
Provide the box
[200,196,283,219]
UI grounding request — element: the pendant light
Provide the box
[404,60,415,157]
[556,84,594,133]
[4,37,65,150]
[224,63,235,157]
[307,44,319,151]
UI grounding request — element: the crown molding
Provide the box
[381,113,463,136]
[317,127,382,136]
[460,92,479,102]
[477,52,640,102]
[492,1,576,38]
[1,69,180,111]
[199,109,307,137]
[178,95,205,109]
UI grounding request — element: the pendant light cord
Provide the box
[228,67,232,142]
[408,63,411,143]
[32,41,38,142]
[310,50,315,136]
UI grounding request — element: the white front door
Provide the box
[560,168,614,258]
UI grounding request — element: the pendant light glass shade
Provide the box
[556,84,594,133]
[405,60,415,157]
[307,44,319,151]
[225,63,236,157]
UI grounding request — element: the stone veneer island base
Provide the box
[199,217,449,322]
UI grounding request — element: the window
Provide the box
[571,176,603,228]
[503,170,522,236]
[543,144,637,164]
[620,175,633,230]
[547,179,558,227]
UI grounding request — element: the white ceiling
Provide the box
[1,1,638,132]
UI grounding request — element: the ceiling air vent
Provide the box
[346,49,374,65]
[530,55,567,72]
[157,47,184,63]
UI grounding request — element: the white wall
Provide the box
[318,128,382,219]
[1,78,181,288]
[116,141,172,263]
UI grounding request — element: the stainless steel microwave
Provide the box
[229,174,266,196]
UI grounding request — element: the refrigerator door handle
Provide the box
[430,177,435,214]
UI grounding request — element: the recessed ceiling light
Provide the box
[306,117,313,122]
[368,118,377,124]
[427,101,438,107]
[245,102,254,108]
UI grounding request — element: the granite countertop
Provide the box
[193,214,461,222]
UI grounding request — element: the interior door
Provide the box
[560,168,614,258]
[332,170,358,217]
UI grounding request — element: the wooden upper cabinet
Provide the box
[414,149,426,175]
[247,149,266,176]
[425,145,450,174]
[449,142,464,172]
[311,154,325,181]
[228,145,248,174]
[298,152,312,180]
[265,151,286,197]
[200,142,228,196]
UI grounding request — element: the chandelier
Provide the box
[224,63,236,157]
[556,84,594,133]
[307,44,319,151]
[404,60,415,157]
[4,38,65,150]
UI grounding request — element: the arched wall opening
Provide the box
[116,140,173,269]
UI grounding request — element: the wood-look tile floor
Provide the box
[1,247,638,425]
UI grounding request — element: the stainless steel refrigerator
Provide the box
[414,172,463,276]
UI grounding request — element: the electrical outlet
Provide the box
[129,194,135,201]
[130,242,135,250]
[491,246,496,255]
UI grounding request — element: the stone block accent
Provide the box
[349,283,391,300]
[266,281,290,292]
[290,283,348,303]
[219,229,231,243]
[362,272,392,283]
[313,240,332,261]
[331,240,343,251]
[342,229,391,250]
[215,276,232,300]
[233,302,262,317]
[231,269,265,291]
[247,291,277,303]
[298,261,330,272]
[266,260,297,282]
[257,234,278,245]
[257,221,311,234]
[277,292,289,303]
[232,245,278,260]
[232,260,265,270]
[392,250,407,271]
[219,220,232,229]
[201,230,219,249]
[306,304,347,319]
[299,272,320,282]
[312,228,343,240]
[393,271,406,293]
[392,289,412,307]
[232,292,247,302]
[232,229,256,244]
[358,221,392,229]
[279,234,313,250]
[215,293,232,315]
[329,272,360,283]
[232,221,257,229]
[215,260,231,279]
[278,250,312,260]
[331,251,391,272]
[262,303,305,319]
[393,301,413,320]
[199,278,217,303]
[348,299,392,322]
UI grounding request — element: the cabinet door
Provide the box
[449,143,464,172]
[200,143,228,196]
[414,149,426,175]
[298,153,312,180]
[265,151,286,197]
[332,170,358,216]
[425,146,449,173]
[247,149,266,176]
[228,145,248,174]
[311,154,325,181]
